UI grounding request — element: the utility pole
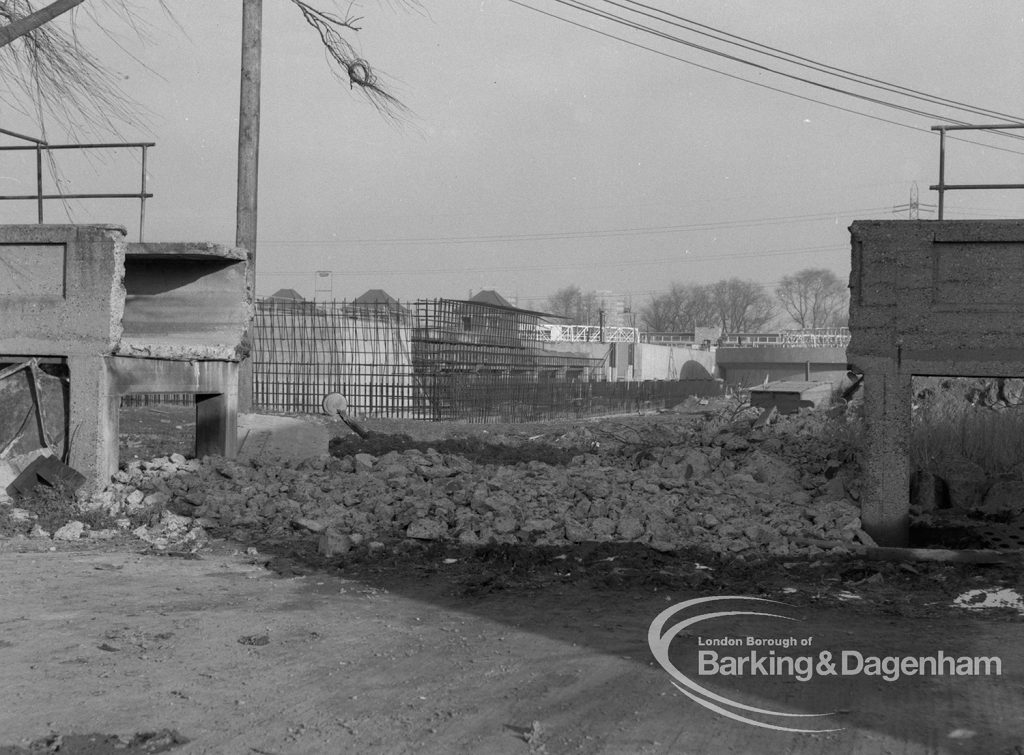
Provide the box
[892,182,936,220]
[236,0,262,412]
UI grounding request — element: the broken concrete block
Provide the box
[564,518,592,543]
[353,453,377,472]
[522,517,557,533]
[160,511,192,533]
[937,458,990,510]
[81,490,117,514]
[0,459,20,495]
[617,516,644,540]
[292,517,326,533]
[318,529,353,556]
[980,480,1024,516]
[7,508,33,524]
[6,454,86,499]
[406,518,447,540]
[53,520,86,541]
[1001,378,1024,406]
[143,491,171,509]
[492,516,517,534]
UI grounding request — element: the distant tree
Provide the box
[641,285,684,332]
[546,285,600,324]
[643,280,773,333]
[775,268,848,328]
[546,284,582,319]
[710,277,775,333]
[642,283,715,332]
[685,284,718,330]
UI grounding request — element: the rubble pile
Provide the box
[5,409,869,558]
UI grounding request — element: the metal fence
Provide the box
[250,297,608,421]
[123,297,742,421]
[253,298,419,415]
[409,298,599,420]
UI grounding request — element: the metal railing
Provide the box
[536,324,639,343]
[778,328,851,348]
[0,126,153,240]
[930,123,1024,219]
[640,328,851,348]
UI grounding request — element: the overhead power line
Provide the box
[260,242,847,278]
[614,0,1024,124]
[508,0,1024,155]
[261,206,890,247]
[546,0,1024,134]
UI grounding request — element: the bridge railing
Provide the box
[536,325,639,343]
[640,328,851,348]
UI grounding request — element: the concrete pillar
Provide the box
[67,356,118,490]
[860,367,912,546]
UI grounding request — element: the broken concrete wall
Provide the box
[119,242,253,361]
[850,220,1024,370]
[0,225,126,356]
[0,225,252,491]
[849,219,1024,545]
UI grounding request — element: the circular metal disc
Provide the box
[322,392,349,416]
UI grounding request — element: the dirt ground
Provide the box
[1,407,1023,754]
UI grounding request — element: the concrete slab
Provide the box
[236,413,329,462]
[750,381,833,414]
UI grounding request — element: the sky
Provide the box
[1,0,1022,313]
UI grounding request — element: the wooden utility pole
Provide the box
[236,0,262,412]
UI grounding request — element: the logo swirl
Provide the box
[647,595,842,732]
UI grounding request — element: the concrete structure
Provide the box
[848,219,1024,545]
[0,225,252,489]
[545,341,716,383]
[237,413,328,462]
[750,381,833,414]
[714,346,849,388]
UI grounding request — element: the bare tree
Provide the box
[641,285,684,332]
[0,0,407,138]
[683,284,717,330]
[0,0,164,138]
[641,281,741,333]
[641,283,707,331]
[0,0,85,47]
[775,268,848,328]
[545,285,600,324]
[710,278,775,333]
